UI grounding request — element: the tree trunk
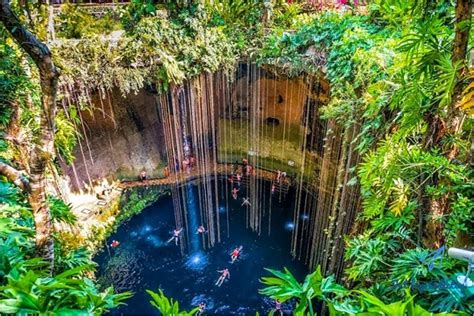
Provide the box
[446,0,472,160]
[420,0,472,248]
[0,0,60,273]
[5,101,30,172]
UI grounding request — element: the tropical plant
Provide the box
[48,196,77,225]
[206,0,262,27]
[54,108,80,165]
[0,176,132,314]
[146,289,198,315]
[351,290,463,316]
[0,265,132,314]
[55,2,121,39]
[260,266,347,315]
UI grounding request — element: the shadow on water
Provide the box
[95,179,307,315]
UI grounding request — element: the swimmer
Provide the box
[274,300,283,316]
[232,187,239,200]
[215,268,230,286]
[196,225,207,234]
[197,302,206,315]
[167,227,183,246]
[110,240,120,248]
[231,246,243,263]
[241,197,251,207]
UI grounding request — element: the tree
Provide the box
[421,0,472,247]
[446,0,472,160]
[0,0,60,273]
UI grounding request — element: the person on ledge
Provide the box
[167,227,183,246]
[163,166,170,178]
[215,268,230,287]
[174,158,180,173]
[182,158,191,174]
[236,172,242,187]
[242,158,248,175]
[246,164,253,176]
[139,170,147,182]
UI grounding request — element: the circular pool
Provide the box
[95,180,307,315]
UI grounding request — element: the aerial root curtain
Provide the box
[154,63,361,277]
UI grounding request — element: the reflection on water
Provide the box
[95,181,306,315]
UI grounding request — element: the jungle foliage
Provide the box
[147,289,199,316]
[257,0,473,313]
[259,265,466,315]
[0,0,473,315]
[0,180,132,314]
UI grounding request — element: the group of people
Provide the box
[95,180,113,200]
[166,225,208,247]
[110,227,283,314]
[229,158,257,201]
[173,156,197,174]
[215,245,243,287]
[138,154,195,182]
[193,246,243,315]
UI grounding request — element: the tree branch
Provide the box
[0,161,30,192]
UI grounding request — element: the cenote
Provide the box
[3,2,473,315]
[95,179,307,315]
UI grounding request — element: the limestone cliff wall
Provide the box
[62,88,166,191]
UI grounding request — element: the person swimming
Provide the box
[167,227,183,246]
[274,299,283,316]
[196,225,206,234]
[197,302,206,315]
[241,197,251,207]
[231,246,243,263]
[215,268,230,287]
[232,187,239,200]
[110,240,120,248]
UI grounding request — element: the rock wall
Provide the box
[62,88,166,191]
